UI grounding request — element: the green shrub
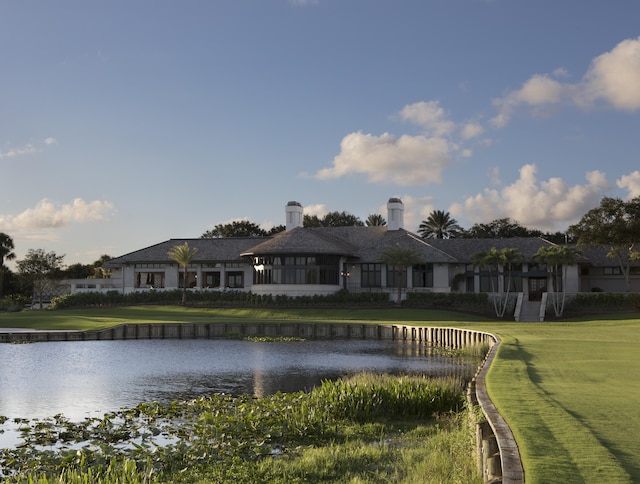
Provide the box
[0,294,30,312]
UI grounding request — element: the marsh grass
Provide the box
[0,374,481,483]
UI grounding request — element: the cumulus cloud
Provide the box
[491,37,640,127]
[315,131,452,185]
[0,198,114,231]
[461,122,485,140]
[617,170,640,198]
[398,101,455,137]
[0,137,57,160]
[303,203,329,217]
[0,144,38,159]
[579,37,640,110]
[449,164,610,231]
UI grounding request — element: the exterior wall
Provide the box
[250,283,342,297]
[580,267,640,293]
[432,264,450,292]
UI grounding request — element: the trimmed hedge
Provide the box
[49,289,393,310]
[405,291,493,314]
[564,291,640,314]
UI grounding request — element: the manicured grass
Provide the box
[0,306,490,331]
[480,316,640,484]
[2,306,640,482]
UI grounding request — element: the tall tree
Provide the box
[16,249,65,309]
[463,218,542,238]
[568,196,640,292]
[472,247,523,317]
[0,232,16,298]
[534,246,580,317]
[167,242,198,304]
[365,214,387,226]
[418,210,461,239]
[377,244,424,306]
[304,211,364,227]
[201,220,268,238]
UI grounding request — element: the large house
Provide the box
[67,198,640,311]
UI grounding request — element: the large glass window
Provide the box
[203,271,221,288]
[136,272,165,288]
[412,264,433,288]
[386,267,407,288]
[361,263,381,287]
[226,272,244,288]
[251,255,339,285]
[179,272,197,288]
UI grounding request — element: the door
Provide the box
[528,277,547,301]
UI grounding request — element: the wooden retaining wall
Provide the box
[0,322,523,483]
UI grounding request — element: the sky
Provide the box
[1,0,639,267]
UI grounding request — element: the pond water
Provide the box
[0,338,474,424]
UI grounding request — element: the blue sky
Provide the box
[1,0,639,266]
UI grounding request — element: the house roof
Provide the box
[104,237,266,267]
[103,232,631,268]
[240,227,458,264]
[425,237,561,263]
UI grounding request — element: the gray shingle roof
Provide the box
[104,238,266,267]
[104,233,628,268]
[426,237,560,263]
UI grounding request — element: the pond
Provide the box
[0,338,474,420]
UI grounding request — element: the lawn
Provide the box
[2,306,639,483]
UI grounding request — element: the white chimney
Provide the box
[285,201,304,230]
[386,197,404,230]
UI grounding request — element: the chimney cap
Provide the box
[388,197,403,204]
[287,201,302,207]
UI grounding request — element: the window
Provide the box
[203,271,221,288]
[386,267,407,288]
[136,272,165,288]
[251,255,339,285]
[604,267,622,275]
[412,264,433,288]
[226,272,244,288]
[178,271,197,288]
[361,263,381,287]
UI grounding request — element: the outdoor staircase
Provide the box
[519,299,543,322]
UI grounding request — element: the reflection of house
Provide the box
[66,198,639,303]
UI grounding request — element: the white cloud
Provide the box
[579,37,640,110]
[0,198,114,231]
[449,164,610,231]
[44,137,57,145]
[491,37,640,127]
[460,122,485,140]
[492,74,567,127]
[617,170,640,198]
[315,131,452,185]
[0,144,38,159]
[303,203,329,217]
[398,101,455,137]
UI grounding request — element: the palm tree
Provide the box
[167,242,198,304]
[472,247,523,317]
[418,210,461,239]
[365,214,387,226]
[0,233,16,298]
[534,246,580,317]
[377,244,424,305]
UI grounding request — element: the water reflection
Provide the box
[0,339,475,421]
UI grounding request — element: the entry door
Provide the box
[528,278,547,301]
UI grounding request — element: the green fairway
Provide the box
[1,307,639,483]
[481,316,640,484]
